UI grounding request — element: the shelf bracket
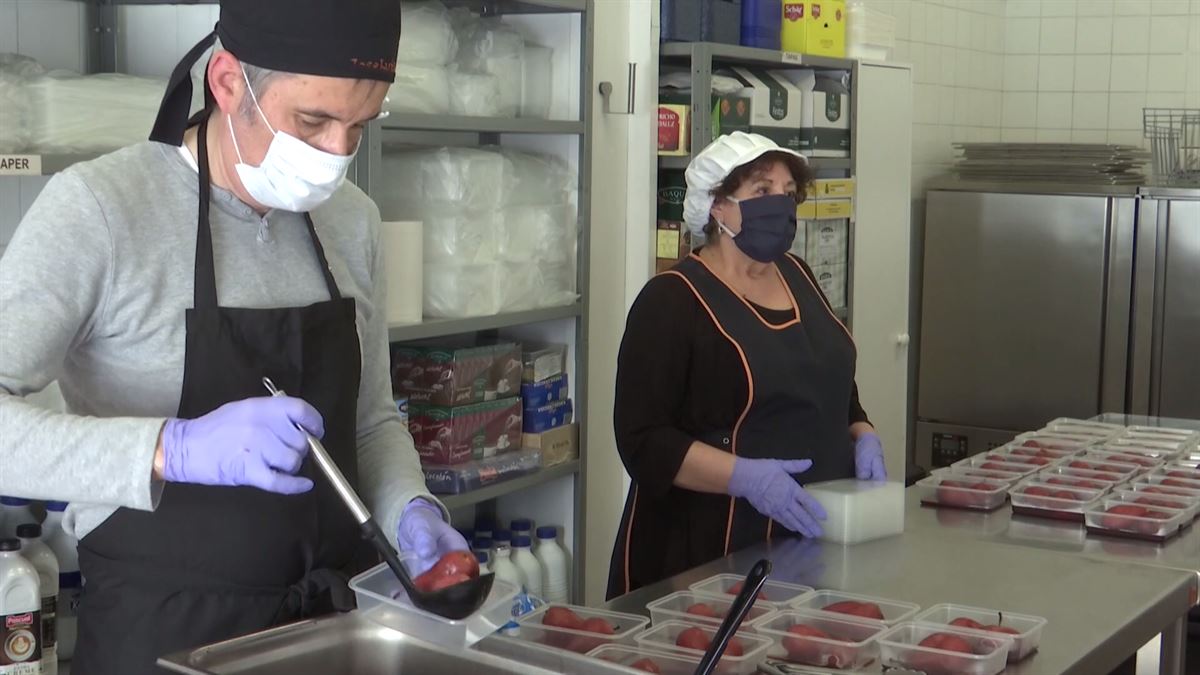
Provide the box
[598,62,636,116]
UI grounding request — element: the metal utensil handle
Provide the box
[262,377,371,525]
[694,558,773,675]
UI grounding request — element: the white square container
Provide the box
[912,603,1047,662]
[790,590,919,626]
[688,573,814,607]
[349,559,518,648]
[878,622,1013,675]
[646,591,777,628]
[513,604,649,655]
[633,620,772,674]
[802,479,904,544]
[750,609,887,670]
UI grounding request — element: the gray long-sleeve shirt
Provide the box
[0,140,435,546]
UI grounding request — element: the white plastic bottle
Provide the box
[510,518,532,542]
[510,535,543,598]
[0,537,42,674]
[1,497,36,540]
[535,526,569,603]
[17,525,58,675]
[490,544,523,589]
[40,502,78,661]
[474,551,491,574]
[491,530,511,562]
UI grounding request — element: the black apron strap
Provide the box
[194,114,219,309]
[304,214,342,301]
[151,29,218,145]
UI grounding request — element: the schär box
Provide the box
[781,1,847,58]
[725,67,806,152]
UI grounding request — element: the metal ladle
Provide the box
[262,377,495,620]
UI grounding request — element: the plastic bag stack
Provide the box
[376,146,577,318]
[388,1,458,115]
[26,71,165,153]
[0,54,45,152]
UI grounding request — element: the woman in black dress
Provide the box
[608,132,886,598]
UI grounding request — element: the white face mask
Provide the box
[227,67,356,212]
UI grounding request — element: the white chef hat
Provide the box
[682,131,808,236]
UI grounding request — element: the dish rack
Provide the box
[1143,108,1200,186]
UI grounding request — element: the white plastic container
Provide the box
[802,479,904,544]
[0,538,42,672]
[514,603,648,655]
[348,556,519,648]
[511,535,543,598]
[633,620,772,674]
[790,590,920,626]
[750,608,887,670]
[646,591,777,628]
[535,526,569,604]
[491,544,524,591]
[688,573,813,607]
[878,622,1012,675]
[846,1,896,61]
[17,524,58,674]
[0,497,35,540]
[912,603,1047,662]
[41,502,78,661]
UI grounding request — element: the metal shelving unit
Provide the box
[387,304,582,342]
[380,115,585,135]
[441,460,580,510]
[656,41,857,322]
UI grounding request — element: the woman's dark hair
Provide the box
[702,151,816,241]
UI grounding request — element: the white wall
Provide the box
[1000,0,1200,145]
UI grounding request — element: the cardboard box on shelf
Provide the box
[522,343,567,384]
[797,199,818,220]
[789,221,809,259]
[781,0,847,57]
[523,423,579,468]
[806,219,849,267]
[524,399,574,434]
[423,447,544,495]
[816,198,853,220]
[392,342,522,407]
[782,70,851,158]
[725,67,806,152]
[657,219,692,268]
[811,262,847,309]
[815,177,855,197]
[409,397,523,466]
[521,373,569,409]
[660,89,752,144]
[658,102,690,156]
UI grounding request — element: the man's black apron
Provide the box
[74,115,364,674]
[608,253,857,598]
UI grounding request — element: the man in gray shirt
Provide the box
[0,1,468,671]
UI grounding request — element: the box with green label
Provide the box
[725,67,806,152]
[659,90,752,144]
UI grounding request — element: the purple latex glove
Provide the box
[161,396,322,494]
[854,432,887,481]
[727,457,827,538]
[397,499,471,575]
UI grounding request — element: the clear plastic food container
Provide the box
[585,644,704,674]
[633,621,772,675]
[1157,464,1200,482]
[1114,432,1197,453]
[1111,488,1200,521]
[950,455,1039,477]
[751,609,887,670]
[877,622,1012,675]
[1096,441,1179,463]
[513,604,650,655]
[915,475,1009,511]
[349,559,518,648]
[932,466,1021,485]
[1084,498,1190,542]
[1126,424,1200,438]
[1009,480,1104,522]
[1013,431,1099,451]
[1136,472,1200,492]
[979,448,1064,469]
[790,590,920,626]
[1061,457,1141,479]
[1083,448,1166,470]
[912,603,1046,662]
[646,591,777,628]
[1034,466,1124,491]
[688,573,814,607]
[1127,477,1200,501]
[1041,418,1124,436]
[1004,444,1077,462]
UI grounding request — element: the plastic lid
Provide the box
[493,529,512,542]
[45,501,68,512]
[0,539,19,552]
[494,543,512,556]
[472,537,493,549]
[15,524,41,539]
[0,496,31,506]
[536,526,557,539]
[513,535,532,548]
[511,518,532,531]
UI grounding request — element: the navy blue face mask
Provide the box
[718,193,798,263]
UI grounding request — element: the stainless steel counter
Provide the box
[605,534,1195,675]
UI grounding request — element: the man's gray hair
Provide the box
[206,37,286,119]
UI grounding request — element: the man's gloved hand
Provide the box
[397,499,471,575]
[727,457,827,538]
[161,396,322,494]
[854,432,887,481]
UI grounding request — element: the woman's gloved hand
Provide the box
[397,499,471,575]
[161,396,322,494]
[854,432,887,481]
[727,457,827,538]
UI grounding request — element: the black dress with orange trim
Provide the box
[607,250,867,599]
